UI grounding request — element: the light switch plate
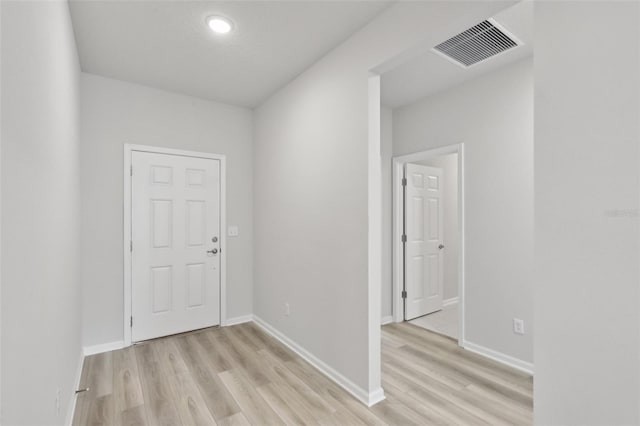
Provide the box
[228,225,239,237]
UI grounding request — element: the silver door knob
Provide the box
[438,244,445,249]
[207,248,218,255]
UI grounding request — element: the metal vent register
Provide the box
[433,19,519,67]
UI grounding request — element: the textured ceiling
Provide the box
[69,1,391,108]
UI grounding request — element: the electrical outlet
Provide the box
[513,318,525,335]
[285,303,290,317]
[55,387,61,417]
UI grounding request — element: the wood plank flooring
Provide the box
[73,322,532,425]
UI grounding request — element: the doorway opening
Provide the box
[392,145,464,343]
[374,0,534,379]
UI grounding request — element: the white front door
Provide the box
[131,151,221,342]
[404,163,444,320]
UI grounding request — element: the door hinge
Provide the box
[402,177,407,186]
[130,165,133,176]
[402,290,407,299]
[130,240,133,252]
[130,316,133,327]
[401,235,407,243]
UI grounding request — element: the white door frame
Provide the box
[123,144,227,347]
[392,144,465,344]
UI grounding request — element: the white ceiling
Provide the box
[69,1,391,108]
[381,1,532,109]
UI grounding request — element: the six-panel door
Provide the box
[404,163,444,321]
[131,151,220,342]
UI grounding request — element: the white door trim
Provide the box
[123,144,227,347]
[392,144,465,344]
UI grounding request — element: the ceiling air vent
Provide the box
[432,19,520,67]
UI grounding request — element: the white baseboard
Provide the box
[83,340,125,356]
[381,316,393,325]
[83,315,252,356]
[462,340,534,375]
[252,316,384,407]
[83,314,253,357]
[225,314,254,326]
[443,297,459,307]
[368,387,386,406]
[65,349,84,426]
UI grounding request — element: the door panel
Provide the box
[132,151,220,342]
[404,163,444,320]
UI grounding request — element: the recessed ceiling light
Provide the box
[206,16,233,35]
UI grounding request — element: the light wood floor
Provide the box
[73,322,533,425]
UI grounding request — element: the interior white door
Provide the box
[404,163,444,320]
[131,151,220,342]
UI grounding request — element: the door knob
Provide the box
[438,244,445,250]
[207,248,218,255]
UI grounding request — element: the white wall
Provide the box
[417,154,458,301]
[80,74,254,347]
[381,106,393,320]
[253,1,515,399]
[534,2,640,424]
[1,1,82,424]
[0,0,3,417]
[393,58,533,364]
